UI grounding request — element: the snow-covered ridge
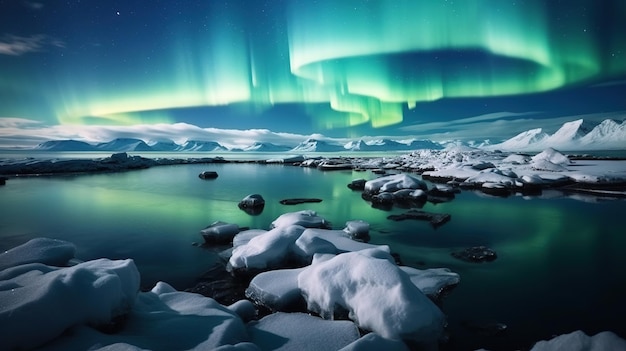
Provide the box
[491,118,626,151]
[34,137,446,153]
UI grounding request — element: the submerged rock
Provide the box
[238,194,265,215]
[201,221,241,245]
[279,198,323,205]
[451,246,497,263]
[199,171,219,179]
[0,176,6,185]
[387,210,451,228]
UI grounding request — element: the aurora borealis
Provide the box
[0,0,625,147]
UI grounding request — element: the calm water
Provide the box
[1,163,625,350]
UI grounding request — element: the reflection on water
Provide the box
[1,163,624,350]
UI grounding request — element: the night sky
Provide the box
[1,0,625,147]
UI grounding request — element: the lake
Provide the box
[1,162,624,350]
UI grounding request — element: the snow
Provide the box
[529,330,626,351]
[248,312,360,351]
[1,258,139,350]
[491,118,626,151]
[229,225,306,271]
[0,237,75,271]
[293,228,387,261]
[246,267,305,311]
[531,148,571,165]
[364,173,428,194]
[201,221,241,244]
[297,248,445,343]
[339,333,409,351]
[270,210,329,229]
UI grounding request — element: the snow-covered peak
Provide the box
[291,139,344,152]
[177,140,227,152]
[546,119,596,144]
[96,138,153,152]
[242,142,291,152]
[496,128,548,150]
[35,140,97,151]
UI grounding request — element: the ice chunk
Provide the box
[0,237,75,270]
[298,248,445,343]
[398,266,460,296]
[228,225,306,271]
[364,174,428,194]
[201,221,241,244]
[248,312,360,351]
[270,210,329,229]
[0,258,140,350]
[529,330,626,351]
[246,267,305,312]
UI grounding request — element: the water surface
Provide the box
[1,163,624,350]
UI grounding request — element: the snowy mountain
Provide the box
[291,138,345,152]
[495,128,549,150]
[96,138,153,152]
[177,140,227,152]
[242,142,292,152]
[148,140,179,151]
[491,118,626,151]
[35,140,97,151]
[405,139,444,150]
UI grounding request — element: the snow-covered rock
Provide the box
[246,267,305,312]
[293,228,387,261]
[531,148,571,165]
[0,237,76,271]
[398,266,460,297]
[270,210,329,229]
[529,330,626,351]
[228,225,306,271]
[298,248,445,343]
[201,221,241,244]
[343,220,370,240]
[363,174,428,195]
[0,258,140,350]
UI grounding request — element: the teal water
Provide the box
[1,163,624,350]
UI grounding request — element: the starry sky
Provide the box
[0,0,625,147]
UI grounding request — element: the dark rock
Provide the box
[186,261,250,305]
[279,198,323,205]
[372,169,386,175]
[347,178,366,190]
[0,177,6,186]
[199,171,219,179]
[200,221,241,245]
[387,209,451,228]
[451,246,497,263]
[238,194,265,215]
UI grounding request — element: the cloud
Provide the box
[0,121,339,149]
[0,34,64,56]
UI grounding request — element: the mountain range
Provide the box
[32,118,625,153]
[490,118,626,151]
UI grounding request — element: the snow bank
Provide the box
[0,258,139,350]
[41,282,250,350]
[0,237,75,271]
[531,148,571,165]
[248,312,360,351]
[298,248,445,343]
[529,330,626,351]
[339,332,409,351]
